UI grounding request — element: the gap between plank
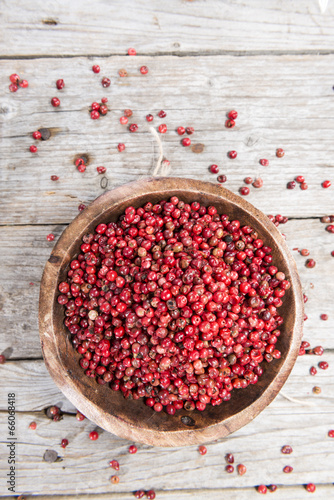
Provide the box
[1,49,334,60]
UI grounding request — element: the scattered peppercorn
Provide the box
[237,464,247,476]
[30,145,38,153]
[134,491,145,499]
[158,124,167,134]
[305,483,316,493]
[92,65,100,73]
[322,180,331,188]
[29,421,37,430]
[240,187,250,196]
[120,116,128,125]
[56,79,65,90]
[51,97,60,107]
[318,361,328,370]
[78,204,86,212]
[281,445,293,454]
[76,411,85,420]
[128,48,137,56]
[283,466,293,473]
[328,430,334,438]
[97,166,107,174]
[0,355,6,364]
[89,431,99,440]
[119,69,128,77]
[109,460,120,470]
[260,159,269,167]
[146,114,154,122]
[101,77,111,88]
[140,66,149,75]
[228,110,238,120]
[32,130,42,140]
[226,453,234,463]
[320,314,328,321]
[129,124,138,132]
[46,233,55,241]
[253,178,263,188]
[257,485,267,494]
[209,164,219,174]
[61,439,69,448]
[146,491,156,499]
[228,151,237,159]
[129,445,137,454]
[225,119,235,128]
[268,485,277,492]
[177,126,185,135]
[158,110,166,118]
[198,445,207,455]
[225,465,234,473]
[181,138,191,146]
[186,127,194,135]
[244,177,253,184]
[117,143,125,152]
[310,366,317,376]
[217,175,227,183]
[305,259,316,268]
[276,148,285,158]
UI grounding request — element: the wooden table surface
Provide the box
[1,1,334,498]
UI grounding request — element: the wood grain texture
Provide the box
[2,486,334,500]
[0,398,333,495]
[1,0,334,57]
[0,54,334,224]
[1,218,332,360]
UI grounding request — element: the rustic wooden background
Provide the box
[1,0,334,498]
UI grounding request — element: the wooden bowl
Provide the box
[39,177,303,447]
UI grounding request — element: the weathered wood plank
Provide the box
[2,485,334,500]
[1,218,333,359]
[0,395,333,495]
[1,55,334,224]
[1,0,334,57]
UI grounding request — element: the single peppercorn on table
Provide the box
[1,1,334,499]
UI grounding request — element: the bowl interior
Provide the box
[41,178,303,443]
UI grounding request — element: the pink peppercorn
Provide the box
[225,119,235,128]
[91,110,100,120]
[186,127,194,135]
[101,77,111,88]
[158,110,166,118]
[30,145,38,153]
[177,127,185,135]
[97,166,107,174]
[140,66,149,74]
[198,445,207,455]
[56,79,65,90]
[158,124,167,133]
[124,109,133,117]
[300,182,308,190]
[310,366,317,376]
[51,97,60,107]
[240,187,250,196]
[276,148,285,158]
[253,178,263,188]
[89,431,98,440]
[257,485,267,494]
[260,159,269,166]
[217,175,227,183]
[19,79,29,88]
[61,439,69,448]
[328,430,334,438]
[32,131,42,140]
[0,354,6,364]
[305,483,316,493]
[244,177,253,184]
[182,138,191,147]
[51,175,59,181]
[76,411,85,420]
[318,361,328,370]
[9,83,18,92]
[109,459,120,470]
[29,421,37,430]
[92,65,100,73]
[320,314,328,321]
[228,151,237,159]
[295,175,305,183]
[225,465,234,473]
[146,114,153,122]
[129,445,137,454]
[128,48,137,56]
[209,164,219,174]
[283,466,293,473]
[322,180,331,188]
[287,181,296,189]
[118,143,125,152]
[120,116,128,125]
[237,464,246,476]
[10,73,20,84]
[129,124,138,132]
[228,110,238,120]
[47,234,55,241]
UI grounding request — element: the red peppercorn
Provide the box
[300,182,308,190]
[124,109,133,117]
[257,485,267,494]
[177,126,185,135]
[158,124,167,133]
[101,97,108,103]
[117,143,125,152]
[77,164,86,173]
[51,97,60,107]
[19,79,28,88]
[9,83,18,92]
[319,361,328,370]
[134,491,145,499]
[129,124,138,132]
[120,116,128,125]
[283,465,293,473]
[109,460,120,470]
[47,233,55,241]
[61,438,69,448]
[100,104,108,115]
[10,73,20,84]
[226,453,234,463]
[140,66,149,75]
[313,346,324,356]
[209,164,219,174]
[76,411,85,420]
[244,177,253,184]
[101,77,111,88]
[198,445,207,455]
[181,138,191,147]
[92,65,100,73]
[260,159,269,166]
[320,314,328,321]
[225,119,235,128]
[146,491,156,500]
[225,465,234,473]
[328,430,334,438]
[89,431,99,440]
[281,445,293,454]
[97,166,107,174]
[158,110,166,118]
[305,483,316,492]
[30,145,38,153]
[0,354,6,364]
[276,148,285,158]
[129,445,137,454]
[146,114,154,122]
[268,485,277,492]
[56,79,65,90]
[305,259,316,268]
[300,249,310,256]
[32,131,42,140]
[228,110,238,120]
[128,48,137,56]
[228,151,237,159]
[295,175,305,183]
[186,127,194,135]
[29,421,37,430]
[240,187,250,196]
[51,175,59,181]
[310,366,317,376]
[237,464,246,476]
[287,181,296,189]
[253,178,263,188]
[322,180,331,188]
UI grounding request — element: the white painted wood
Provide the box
[1,217,333,359]
[1,0,334,57]
[1,55,334,224]
[0,396,333,495]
